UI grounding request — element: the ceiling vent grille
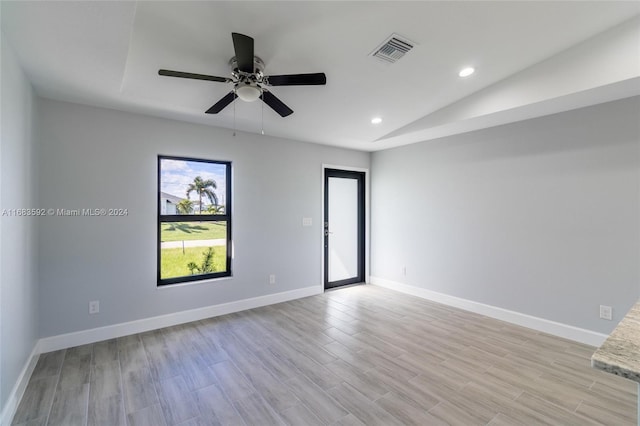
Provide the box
[370,34,415,64]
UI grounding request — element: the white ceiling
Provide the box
[2,1,639,151]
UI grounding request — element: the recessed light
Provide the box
[371,117,382,124]
[459,67,475,77]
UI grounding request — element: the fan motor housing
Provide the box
[229,56,265,75]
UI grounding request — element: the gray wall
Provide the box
[371,97,640,334]
[37,98,370,337]
[0,36,40,413]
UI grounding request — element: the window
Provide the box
[158,155,231,285]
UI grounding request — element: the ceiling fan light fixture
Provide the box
[236,84,261,102]
[160,33,325,117]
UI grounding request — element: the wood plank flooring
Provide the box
[12,285,637,425]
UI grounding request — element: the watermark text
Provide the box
[2,208,129,217]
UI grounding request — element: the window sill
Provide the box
[157,274,233,289]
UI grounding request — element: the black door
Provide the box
[324,169,365,289]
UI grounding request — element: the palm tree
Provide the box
[186,176,218,214]
[176,199,194,215]
[206,204,225,214]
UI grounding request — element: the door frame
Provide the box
[321,164,370,292]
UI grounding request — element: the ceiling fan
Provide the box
[158,32,326,117]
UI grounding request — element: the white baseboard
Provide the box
[1,344,39,426]
[369,276,607,347]
[38,285,321,353]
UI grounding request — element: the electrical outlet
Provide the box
[599,305,612,320]
[302,217,312,227]
[269,274,276,285]
[89,300,100,315]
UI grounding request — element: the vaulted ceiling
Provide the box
[2,1,639,151]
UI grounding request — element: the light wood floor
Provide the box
[12,285,637,426]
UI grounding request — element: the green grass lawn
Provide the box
[161,221,227,242]
[161,246,227,279]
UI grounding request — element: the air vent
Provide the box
[370,33,415,64]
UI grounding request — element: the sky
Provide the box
[160,158,227,206]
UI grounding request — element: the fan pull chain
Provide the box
[233,89,236,137]
[261,92,265,135]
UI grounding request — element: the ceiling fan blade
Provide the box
[205,91,237,114]
[159,69,231,83]
[232,33,254,73]
[261,91,293,117]
[266,73,327,86]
